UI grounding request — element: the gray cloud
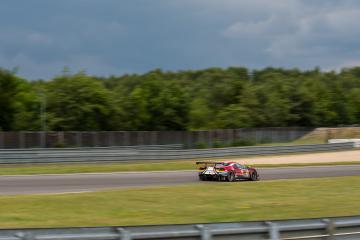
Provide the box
[0,0,360,79]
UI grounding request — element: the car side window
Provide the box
[233,164,239,169]
[238,164,247,169]
[235,164,242,169]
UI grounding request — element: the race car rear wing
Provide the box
[196,162,226,173]
[196,161,221,164]
[196,161,225,166]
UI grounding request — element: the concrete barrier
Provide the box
[328,139,360,148]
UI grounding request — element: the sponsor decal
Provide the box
[204,167,215,175]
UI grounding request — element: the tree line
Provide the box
[1,66,360,131]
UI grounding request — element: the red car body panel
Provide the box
[196,161,259,181]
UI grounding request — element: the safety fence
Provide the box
[0,216,359,240]
[0,142,354,164]
[0,128,312,148]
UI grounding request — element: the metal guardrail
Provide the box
[0,143,355,164]
[0,216,359,240]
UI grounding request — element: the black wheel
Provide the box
[250,172,258,181]
[199,175,206,181]
[226,172,235,182]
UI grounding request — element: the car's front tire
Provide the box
[250,171,258,181]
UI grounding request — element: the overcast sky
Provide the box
[1,0,360,79]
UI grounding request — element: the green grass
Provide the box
[195,138,326,148]
[256,137,327,146]
[0,161,196,175]
[0,176,360,228]
[1,158,360,176]
[291,137,327,145]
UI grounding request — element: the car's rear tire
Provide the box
[226,172,235,182]
[250,172,258,181]
[199,175,206,181]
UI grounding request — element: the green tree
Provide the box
[12,81,43,130]
[2,65,360,131]
[114,86,151,130]
[46,72,113,130]
[0,69,25,130]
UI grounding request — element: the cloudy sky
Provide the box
[1,0,360,79]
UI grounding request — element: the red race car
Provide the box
[196,161,259,182]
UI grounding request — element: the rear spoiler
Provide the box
[196,161,225,165]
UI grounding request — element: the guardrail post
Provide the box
[323,219,335,239]
[196,225,212,240]
[266,221,280,240]
[117,228,132,240]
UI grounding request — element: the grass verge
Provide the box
[0,159,360,175]
[0,176,360,228]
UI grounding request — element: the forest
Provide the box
[1,66,360,131]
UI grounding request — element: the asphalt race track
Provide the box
[1,165,360,195]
